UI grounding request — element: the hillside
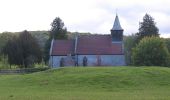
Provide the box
[0,67,170,100]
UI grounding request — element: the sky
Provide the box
[0,0,170,37]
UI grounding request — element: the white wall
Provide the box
[49,56,67,68]
[77,55,126,66]
[49,55,126,67]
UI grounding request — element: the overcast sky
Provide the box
[0,0,170,37]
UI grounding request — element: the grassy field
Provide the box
[0,66,170,100]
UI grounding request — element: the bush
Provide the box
[132,36,170,66]
[165,38,170,53]
[124,34,137,65]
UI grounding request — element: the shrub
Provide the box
[132,36,170,66]
[124,34,137,65]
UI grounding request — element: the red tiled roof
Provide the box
[77,35,123,55]
[51,35,123,55]
[51,40,74,56]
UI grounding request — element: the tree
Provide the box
[3,30,42,68]
[50,17,67,39]
[137,14,159,41]
[0,32,16,64]
[3,36,21,68]
[132,36,170,66]
[165,38,170,53]
[44,17,67,63]
[30,31,49,51]
[0,32,15,54]
[124,34,137,65]
[44,39,51,64]
[18,30,42,67]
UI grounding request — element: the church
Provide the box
[49,15,126,67]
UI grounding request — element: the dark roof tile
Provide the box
[51,35,123,55]
[51,40,74,56]
[77,35,123,55]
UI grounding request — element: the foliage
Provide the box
[0,67,170,99]
[0,32,16,54]
[67,32,91,39]
[132,36,170,66]
[44,39,51,64]
[30,31,49,51]
[44,17,68,63]
[3,30,42,68]
[30,31,49,63]
[124,34,137,65]
[3,36,21,67]
[0,55,11,69]
[165,38,170,53]
[50,17,67,39]
[137,14,159,41]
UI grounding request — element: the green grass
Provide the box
[0,66,170,100]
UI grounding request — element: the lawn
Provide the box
[0,66,170,100]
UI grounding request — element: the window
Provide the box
[83,56,88,66]
[60,58,64,67]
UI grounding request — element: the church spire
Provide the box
[111,14,123,30]
[110,14,124,42]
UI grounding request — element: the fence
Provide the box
[0,67,50,74]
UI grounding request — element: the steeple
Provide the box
[111,14,124,42]
[111,14,123,30]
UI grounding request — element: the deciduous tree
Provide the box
[132,36,170,66]
[124,34,137,65]
[3,30,42,68]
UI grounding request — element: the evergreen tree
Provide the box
[137,14,159,41]
[50,17,67,39]
[44,17,67,63]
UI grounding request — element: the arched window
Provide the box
[83,56,88,66]
[60,58,64,67]
[97,55,101,66]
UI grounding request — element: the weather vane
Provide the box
[116,8,118,15]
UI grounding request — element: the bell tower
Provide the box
[111,15,123,42]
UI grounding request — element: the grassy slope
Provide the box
[0,67,170,100]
